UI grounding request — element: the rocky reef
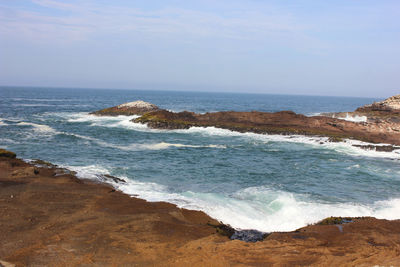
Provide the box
[91,100,159,116]
[90,95,400,149]
[133,109,400,147]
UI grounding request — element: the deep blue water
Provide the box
[1,86,400,232]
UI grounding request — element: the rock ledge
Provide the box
[91,100,159,116]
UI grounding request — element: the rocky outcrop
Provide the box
[320,95,400,136]
[88,95,400,148]
[91,100,159,116]
[133,109,400,146]
[356,94,400,114]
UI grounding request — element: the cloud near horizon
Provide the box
[0,0,399,97]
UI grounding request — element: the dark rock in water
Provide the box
[0,149,16,159]
[31,159,58,168]
[231,229,266,242]
[352,144,400,152]
[97,174,127,184]
[91,100,159,116]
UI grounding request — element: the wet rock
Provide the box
[0,149,16,159]
[96,174,127,184]
[352,144,400,152]
[231,229,266,242]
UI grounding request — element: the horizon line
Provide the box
[0,84,383,100]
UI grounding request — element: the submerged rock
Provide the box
[91,100,159,116]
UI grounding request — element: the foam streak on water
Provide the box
[174,126,400,159]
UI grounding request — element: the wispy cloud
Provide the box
[0,0,308,45]
[1,0,398,96]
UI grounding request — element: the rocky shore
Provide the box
[322,95,400,131]
[1,150,400,266]
[91,96,400,151]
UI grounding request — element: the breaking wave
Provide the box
[335,113,368,123]
[66,163,400,232]
[17,122,59,134]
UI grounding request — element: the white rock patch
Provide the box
[117,100,157,109]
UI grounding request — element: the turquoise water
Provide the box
[1,86,400,232]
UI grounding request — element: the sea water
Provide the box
[1,86,400,232]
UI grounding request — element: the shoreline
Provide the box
[1,151,400,265]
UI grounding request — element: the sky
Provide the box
[0,0,399,97]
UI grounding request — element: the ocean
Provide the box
[1,86,400,232]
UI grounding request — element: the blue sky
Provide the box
[0,0,399,97]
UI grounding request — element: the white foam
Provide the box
[63,112,148,130]
[65,164,112,180]
[49,112,400,159]
[125,142,225,150]
[172,126,400,159]
[116,180,400,232]
[50,124,225,150]
[0,118,7,126]
[65,113,137,123]
[0,138,17,144]
[58,162,400,232]
[336,113,368,123]
[17,122,58,134]
[307,112,322,117]
[86,139,225,151]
